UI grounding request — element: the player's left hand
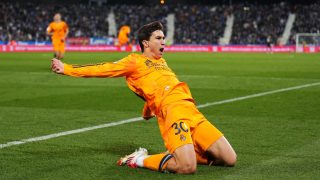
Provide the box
[143,114,155,120]
[51,58,64,74]
[142,104,155,120]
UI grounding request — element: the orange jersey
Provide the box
[118,26,130,45]
[47,21,68,40]
[63,53,194,116]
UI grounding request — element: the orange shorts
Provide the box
[159,100,223,155]
[52,38,65,53]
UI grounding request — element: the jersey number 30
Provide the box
[172,122,189,135]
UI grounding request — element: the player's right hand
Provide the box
[51,58,64,74]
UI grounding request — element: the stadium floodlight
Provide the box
[295,33,320,53]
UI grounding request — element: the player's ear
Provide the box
[142,40,149,48]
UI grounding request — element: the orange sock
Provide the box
[143,153,173,172]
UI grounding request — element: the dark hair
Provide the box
[138,21,163,52]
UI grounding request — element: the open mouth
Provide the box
[159,48,164,52]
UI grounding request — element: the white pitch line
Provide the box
[1,82,319,149]
[197,82,320,108]
[0,117,143,149]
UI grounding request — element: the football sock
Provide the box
[136,155,147,167]
[143,153,173,172]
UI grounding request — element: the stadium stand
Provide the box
[0,1,319,45]
[231,2,291,45]
[0,2,110,42]
[289,3,320,44]
[113,4,169,43]
[173,4,228,45]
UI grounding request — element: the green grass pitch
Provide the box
[0,52,319,179]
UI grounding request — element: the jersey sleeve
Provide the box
[63,55,136,78]
[46,23,53,33]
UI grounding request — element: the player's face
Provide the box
[54,14,61,22]
[148,30,165,59]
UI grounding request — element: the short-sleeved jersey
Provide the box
[63,53,194,115]
[47,21,68,40]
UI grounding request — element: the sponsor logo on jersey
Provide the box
[144,59,172,71]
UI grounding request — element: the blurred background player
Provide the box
[46,13,69,59]
[266,35,273,53]
[117,25,131,46]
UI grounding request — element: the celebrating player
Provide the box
[51,21,236,174]
[46,13,69,59]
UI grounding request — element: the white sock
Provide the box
[136,155,149,167]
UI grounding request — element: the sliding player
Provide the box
[46,13,69,59]
[51,21,236,174]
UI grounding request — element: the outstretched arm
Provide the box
[51,56,135,77]
[62,27,69,42]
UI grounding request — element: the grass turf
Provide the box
[0,52,319,179]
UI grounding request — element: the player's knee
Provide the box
[178,162,197,174]
[225,153,237,167]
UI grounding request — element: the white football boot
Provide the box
[117,147,148,168]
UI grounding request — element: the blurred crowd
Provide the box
[113,4,170,45]
[289,3,320,44]
[0,2,319,45]
[231,2,290,45]
[173,5,228,44]
[0,2,110,42]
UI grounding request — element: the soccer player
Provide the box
[46,13,69,59]
[51,21,236,174]
[117,25,131,46]
[266,35,273,53]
